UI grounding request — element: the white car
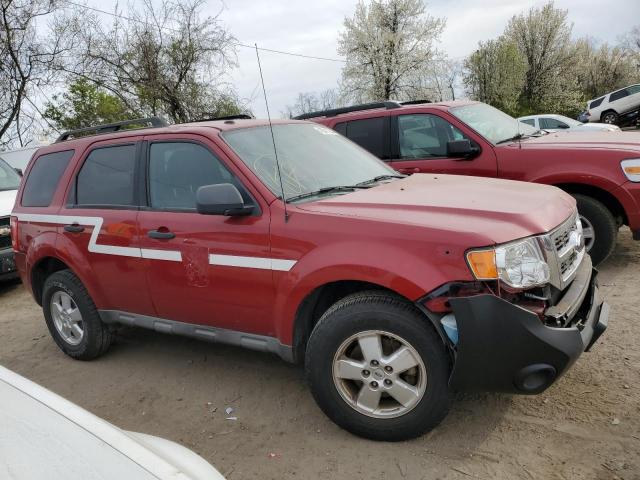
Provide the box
[0,144,41,172]
[585,84,640,125]
[0,157,20,279]
[518,114,620,132]
[0,365,225,480]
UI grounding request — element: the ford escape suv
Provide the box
[12,117,608,441]
[301,100,640,265]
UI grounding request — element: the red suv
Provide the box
[302,100,640,265]
[12,116,608,441]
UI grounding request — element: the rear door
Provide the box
[137,134,275,334]
[57,138,155,316]
[609,87,631,113]
[389,112,497,176]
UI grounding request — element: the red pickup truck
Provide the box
[301,100,640,265]
[12,117,607,441]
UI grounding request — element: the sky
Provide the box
[59,0,640,118]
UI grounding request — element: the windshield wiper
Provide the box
[496,129,549,145]
[356,174,405,186]
[286,185,368,203]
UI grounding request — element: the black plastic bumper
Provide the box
[447,268,608,394]
[0,247,17,280]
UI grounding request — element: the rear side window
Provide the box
[343,117,388,158]
[21,150,74,207]
[628,85,640,95]
[539,118,569,129]
[589,97,605,109]
[520,119,536,127]
[609,89,629,102]
[76,144,136,206]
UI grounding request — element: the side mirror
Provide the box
[196,183,253,216]
[14,168,23,177]
[558,124,570,129]
[446,139,478,159]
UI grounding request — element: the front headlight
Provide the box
[466,237,550,289]
[621,159,640,182]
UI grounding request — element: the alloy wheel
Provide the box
[50,291,84,346]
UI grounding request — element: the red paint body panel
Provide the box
[10,117,581,349]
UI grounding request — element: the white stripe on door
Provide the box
[14,213,297,270]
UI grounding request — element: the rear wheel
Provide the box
[42,269,112,360]
[601,110,618,125]
[305,291,451,441]
[573,194,617,265]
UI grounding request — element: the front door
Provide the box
[137,135,275,335]
[390,113,497,177]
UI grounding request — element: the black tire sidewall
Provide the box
[42,270,107,359]
[306,293,451,441]
[573,194,617,265]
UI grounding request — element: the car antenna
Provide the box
[255,44,289,223]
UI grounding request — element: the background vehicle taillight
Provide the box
[10,216,18,251]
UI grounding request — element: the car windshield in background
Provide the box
[450,103,538,145]
[0,158,21,191]
[222,123,398,202]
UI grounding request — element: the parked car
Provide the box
[0,157,21,280]
[585,84,640,125]
[12,116,608,441]
[0,365,225,480]
[0,144,42,173]
[301,100,640,265]
[518,114,620,132]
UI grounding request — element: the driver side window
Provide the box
[539,118,569,129]
[397,114,469,159]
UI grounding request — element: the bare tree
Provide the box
[0,0,70,147]
[58,0,244,124]
[338,0,445,102]
[283,88,341,118]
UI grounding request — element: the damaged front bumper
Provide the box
[444,256,608,394]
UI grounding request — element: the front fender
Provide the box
[272,240,472,344]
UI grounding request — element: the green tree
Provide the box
[464,38,526,116]
[43,79,135,131]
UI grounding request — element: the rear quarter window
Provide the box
[21,150,74,207]
[589,97,605,109]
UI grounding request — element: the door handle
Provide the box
[397,167,420,174]
[63,224,84,233]
[147,229,175,240]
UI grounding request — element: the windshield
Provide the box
[450,103,538,144]
[0,157,20,191]
[222,124,397,202]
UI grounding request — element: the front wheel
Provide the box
[305,291,451,441]
[573,194,617,265]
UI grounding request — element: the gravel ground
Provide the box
[1,229,639,480]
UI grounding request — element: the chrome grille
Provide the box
[538,211,585,290]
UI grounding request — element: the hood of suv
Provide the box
[297,174,575,245]
[521,130,640,153]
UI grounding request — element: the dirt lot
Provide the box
[1,230,639,480]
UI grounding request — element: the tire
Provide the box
[42,269,112,360]
[573,194,617,266]
[305,291,451,441]
[601,110,618,125]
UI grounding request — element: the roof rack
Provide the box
[55,117,168,143]
[400,99,432,106]
[191,114,254,122]
[293,101,402,120]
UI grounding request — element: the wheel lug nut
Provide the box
[371,360,379,367]
[370,381,378,388]
[362,370,370,377]
[384,379,392,386]
[384,366,393,373]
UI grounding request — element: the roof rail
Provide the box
[401,99,432,106]
[293,101,402,120]
[55,117,168,143]
[191,114,254,122]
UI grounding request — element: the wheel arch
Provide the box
[554,182,628,226]
[30,256,72,306]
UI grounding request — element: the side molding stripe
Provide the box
[15,213,297,270]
